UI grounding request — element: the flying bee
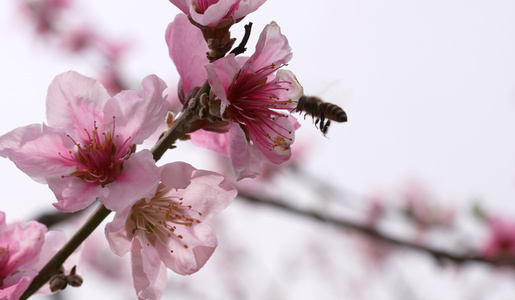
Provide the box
[296,95,347,135]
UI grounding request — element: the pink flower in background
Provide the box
[481,217,515,260]
[0,212,45,299]
[168,0,266,27]
[401,182,454,232]
[199,21,303,179]
[82,225,132,287]
[0,71,169,213]
[19,0,69,34]
[0,211,66,300]
[105,162,237,300]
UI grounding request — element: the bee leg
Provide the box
[322,120,331,135]
[318,111,326,133]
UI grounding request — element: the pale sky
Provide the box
[1,0,515,299]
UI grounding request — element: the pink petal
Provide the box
[247,21,292,71]
[45,71,111,140]
[6,221,47,270]
[104,207,133,256]
[234,145,262,180]
[104,74,169,145]
[101,150,160,212]
[166,13,209,95]
[131,238,167,300]
[0,275,34,300]
[205,54,241,109]
[190,129,231,157]
[48,175,108,212]
[188,0,236,27]
[233,0,267,20]
[276,69,304,105]
[226,123,254,177]
[32,230,67,271]
[252,115,294,165]
[157,223,217,275]
[175,169,237,219]
[0,124,75,184]
[51,150,159,213]
[159,162,195,190]
[0,214,50,299]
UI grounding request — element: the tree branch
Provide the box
[237,191,515,267]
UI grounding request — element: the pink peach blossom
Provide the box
[0,211,66,300]
[200,21,303,179]
[168,0,266,28]
[0,71,169,212]
[105,162,237,300]
[166,16,302,179]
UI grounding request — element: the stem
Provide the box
[22,81,211,299]
[20,204,111,300]
[151,81,210,161]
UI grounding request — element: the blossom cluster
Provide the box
[0,0,307,299]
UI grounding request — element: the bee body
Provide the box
[296,96,347,135]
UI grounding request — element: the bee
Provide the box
[296,96,347,135]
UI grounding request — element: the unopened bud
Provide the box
[67,274,83,287]
[49,273,67,292]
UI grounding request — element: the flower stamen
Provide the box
[128,184,203,252]
[58,117,134,187]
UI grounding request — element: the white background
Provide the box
[1,0,515,299]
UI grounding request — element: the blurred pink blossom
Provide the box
[19,0,69,34]
[402,182,454,232]
[59,26,95,53]
[168,0,266,28]
[105,162,237,300]
[0,211,67,300]
[97,67,129,97]
[0,71,169,213]
[353,198,392,267]
[82,226,131,285]
[481,217,515,260]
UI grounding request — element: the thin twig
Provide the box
[230,22,253,56]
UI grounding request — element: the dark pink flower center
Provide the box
[59,117,134,187]
[226,62,294,151]
[129,184,202,251]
